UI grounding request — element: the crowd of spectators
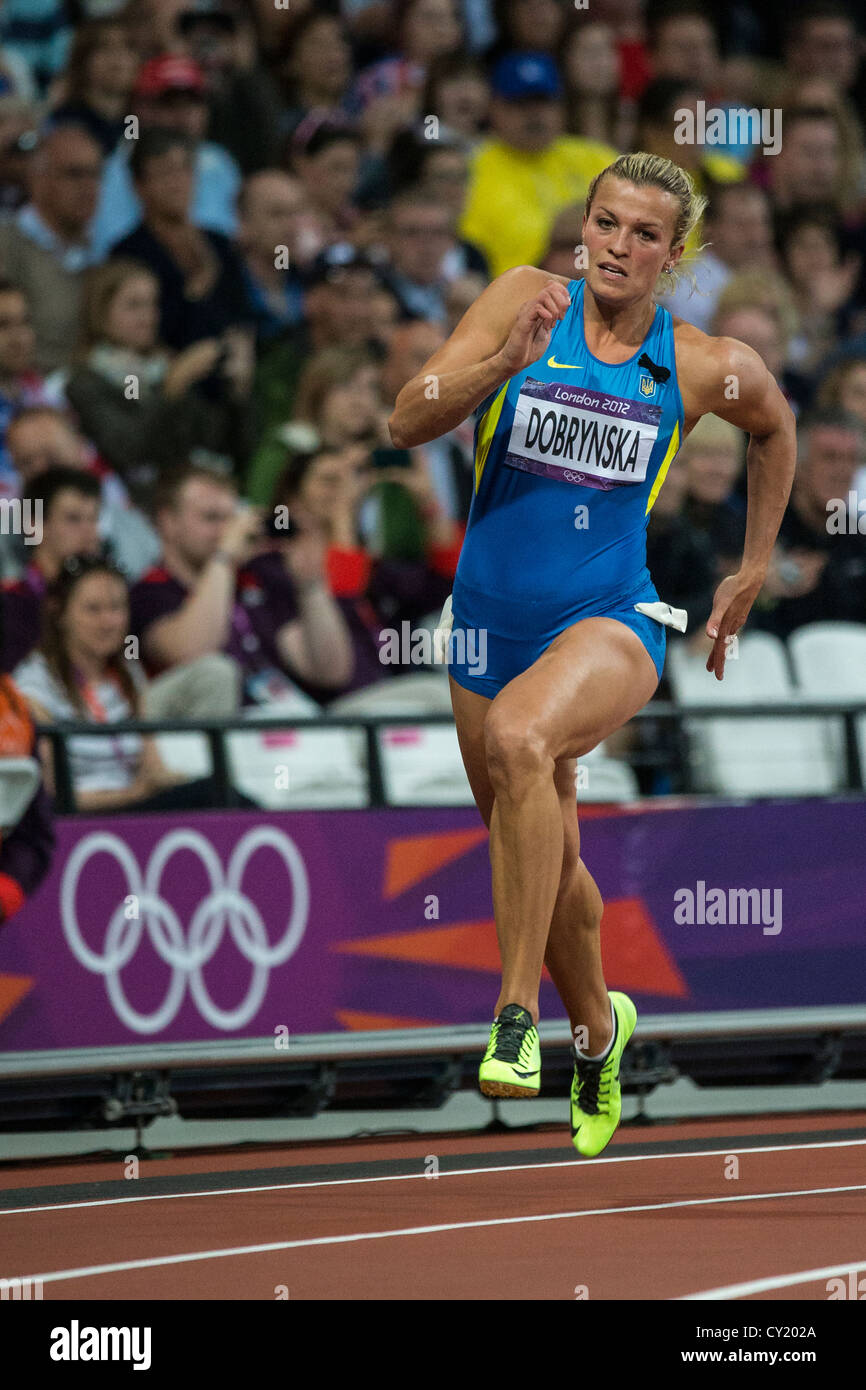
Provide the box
[0,0,863,820]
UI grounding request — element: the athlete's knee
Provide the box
[483,703,552,794]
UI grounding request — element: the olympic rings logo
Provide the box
[60,827,310,1034]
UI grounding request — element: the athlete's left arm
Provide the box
[681,335,797,680]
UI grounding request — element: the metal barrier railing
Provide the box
[33,700,866,813]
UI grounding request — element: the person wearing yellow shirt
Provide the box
[459,52,619,280]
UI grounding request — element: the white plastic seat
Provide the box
[667,632,840,795]
[378,724,474,805]
[155,732,213,780]
[787,622,866,784]
[578,745,641,803]
[227,724,368,808]
[0,756,41,828]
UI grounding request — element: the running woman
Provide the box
[388,153,796,1157]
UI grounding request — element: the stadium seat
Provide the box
[155,732,213,780]
[377,724,474,805]
[0,756,42,829]
[667,632,841,796]
[787,622,866,785]
[226,724,369,809]
[579,743,641,803]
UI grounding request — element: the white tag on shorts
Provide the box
[634,600,688,633]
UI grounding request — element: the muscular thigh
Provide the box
[488,615,660,762]
[449,674,581,856]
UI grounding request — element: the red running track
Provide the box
[1,1111,864,1300]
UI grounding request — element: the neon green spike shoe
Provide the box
[479,1004,541,1098]
[570,991,637,1157]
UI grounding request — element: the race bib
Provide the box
[504,378,662,490]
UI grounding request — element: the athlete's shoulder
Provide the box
[671,317,761,379]
[671,319,793,427]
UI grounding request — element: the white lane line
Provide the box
[2,1137,865,1218]
[680,1259,866,1300]
[7,1183,866,1290]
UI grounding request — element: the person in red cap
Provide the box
[89,53,241,257]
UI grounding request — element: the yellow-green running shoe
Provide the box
[570,991,637,1156]
[479,1004,540,1097]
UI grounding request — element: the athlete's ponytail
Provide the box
[584,152,709,298]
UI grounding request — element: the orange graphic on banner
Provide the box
[384,827,489,899]
[335,899,687,997]
[334,1009,435,1031]
[0,973,34,1023]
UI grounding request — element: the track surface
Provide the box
[1,1111,865,1300]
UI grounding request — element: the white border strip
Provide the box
[2,1138,865,1217]
[680,1260,866,1300]
[8,1184,866,1290]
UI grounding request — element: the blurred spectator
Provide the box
[250,244,395,461]
[763,106,849,215]
[12,553,243,812]
[420,54,490,145]
[381,190,472,321]
[816,356,866,500]
[782,3,864,101]
[109,128,251,351]
[775,205,863,375]
[634,79,744,219]
[562,18,629,150]
[665,181,776,332]
[178,0,286,175]
[1,465,102,671]
[237,171,306,340]
[540,204,585,280]
[1,419,160,587]
[380,318,475,522]
[91,54,242,256]
[294,345,388,451]
[444,271,488,333]
[0,0,72,96]
[0,94,39,212]
[646,3,722,96]
[0,124,103,373]
[351,0,464,125]
[129,464,355,708]
[753,409,866,638]
[273,9,355,145]
[0,278,64,484]
[460,52,618,278]
[49,17,140,157]
[289,117,363,269]
[679,414,748,577]
[489,0,565,59]
[271,443,457,690]
[248,343,386,510]
[645,451,717,636]
[65,258,254,503]
[712,273,802,411]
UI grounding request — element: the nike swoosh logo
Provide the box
[513,1068,540,1078]
[548,356,583,369]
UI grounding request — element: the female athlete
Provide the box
[388,152,796,1157]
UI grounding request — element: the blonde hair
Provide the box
[584,151,708,296]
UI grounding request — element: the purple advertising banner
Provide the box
[0,798,865,1050]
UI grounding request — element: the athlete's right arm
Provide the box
[388,267,572,448]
